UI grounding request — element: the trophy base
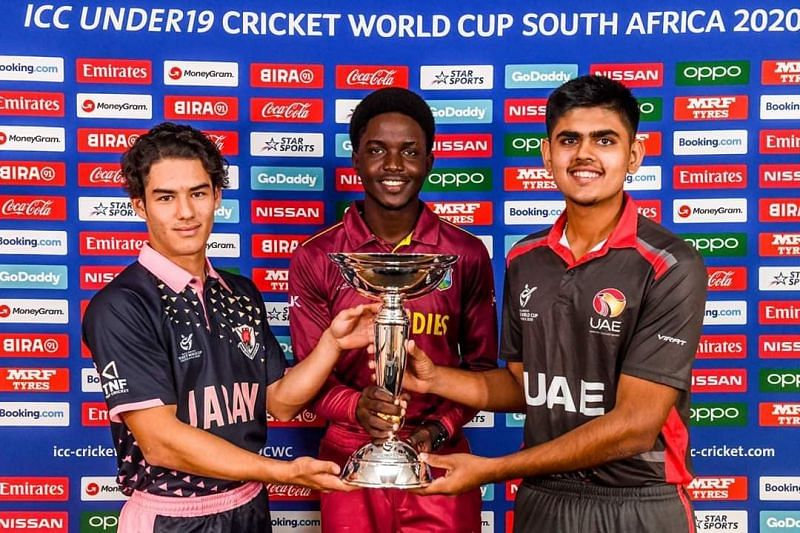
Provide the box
[340,439,432,489]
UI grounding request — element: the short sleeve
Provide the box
[500,262,523,362]
[248,283,288,385]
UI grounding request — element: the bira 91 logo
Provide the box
[760,164,800,188]
[77,128,144,153]
[78,163,124,187]
[589,63,663,87]
[760,232,800,257]
[76,58,152,84]
[673,95,747,121]
[252,234,307,259]
[250,63,324,88]
[251,200,324,225]
[0,368,68,392]
[504,167,556,191]
[0,195,65,221]
[760,334,800,358]
[706,266,747,291]
[266,484,319,501]
[267,409,325,427]
[81,402,108,426]
[0,477,69,501]
[432,134,492,158]
[80,231,148,256]
[636,132,661,156]
[0,333,68,358]
[759,198,800,222]
[336,65,408,89]
[673,164,746,189]
[691,369,747,393]
[759,402,800,427]
[0,511,67,532]
[759,301,800,325]
[0,161,65,186]
[252,268,288,293]
[0,91,64,117]
[762,60,800,85]
[760,129,800,154]
[80,265,124,290]
[164,95,238,121]
[696,334,747,359]
[430,201,492,225]
[250,98,323,123]
[687,477,747,501]
[504,98,547,122]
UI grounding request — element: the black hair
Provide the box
[121,121,227,200]
[349,87,435,153]
[545,75,640,140]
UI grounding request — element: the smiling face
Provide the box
[352,112,433,214]
[131,157,220,274]
[542,106,644,210]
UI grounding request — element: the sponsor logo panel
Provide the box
[275,336,293,362]
[432,134,492,158]
[253,268,289,293]
[760,198,800,222]
[696,334,747,359]
[503,167,555,191]
[692,369,747,393]
[703,300,747,325]
[214,199,239,224]
[335,65,408,89]
[761,94,800,120]
[424,168,492,192]
[0,299,68,324]
[636,131,661,156]
[760,335,800,358]
[0,265,67,290]
[224,165,239,190]
[206,234,239,258]
[687,476,748,501]
[251,166,323,192]
[673,164,747,189]
[77,58,151,84]
[0,161,65,187]
[0,333,69,358]
[694,511,747,532]
[250,132,323,158]
[80,231,147,256]
[676,61,749,86]
[636,200,661,222]
[429,99,492,124]
[760,232,800,257]
[80,477,128,501]
[0,477,68,500]
[267,409,325,427]
[0,125,65,152]
[760,129,800,154]
[760,164,800,188]
[163,60,238,87]
[335,168,361,191]
[203,130,238,156]
[78,163,124,188]
[164,95,238,121]
[673,130,748,155]
[0,510,68,532]
[266,483,319,501]
[673,198,747,223]
[505,64,577,88]
[589,62,663,87]
[707,267,747,292]
[760,369,800,393]
[80,510,120,532]
[77,128,144,153]
[430,201,492,225]
[624,166,661,191]
[0,91,64,117]
[504,200,565,225]
[251,200,324,225]
[0,368,69,392]
[82,402,108,426]
[250,63,323,88]
[690,402,747,426]
[252,234,307,259]
[761,510,800,532]
[335,133,352,157]
[270,510,321,532]
[0,195,65,221]
[250,98,323,123]
[464,411,494,428]
[759,266,800,291]
[504,133,546,157]
[81,367,102,393]
[759,301,800,325]
[78,197,137,222]
[0,230,67,255]
[674,95,748,121]
[637,97,663,121]
[682,233,747,257]
[504,98,546,123]
[420,65,494,90]
[77,93,151,119]
[334,98,360,124]
[760,476,800,500]
[0,55,64,82]
[0,402,69,426]
[762,60,800,85]
[760,403,800,427]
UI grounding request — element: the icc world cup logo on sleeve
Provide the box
[592,288,627,318]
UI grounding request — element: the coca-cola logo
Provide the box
[266,484,315,498]
[346,68,396,86]
[89,167,124,184]
[206,134,226,151]
[82,99,95,112]
[169,67,182,80]
[0,305,10,318]
[708,270,734,288]
[261,102,311,119]
[2,198,53,216]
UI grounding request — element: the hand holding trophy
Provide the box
[328,252,457,488]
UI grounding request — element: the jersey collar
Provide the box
[547,193,640,267]
[138,243,230,293]
[343,200,440,250]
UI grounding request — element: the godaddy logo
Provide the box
[424,168,492,192]
[681,233,747,257]
[505,133,547,156]
[760,369,800,392]
[676,61,749,86]
[690,403,747,426]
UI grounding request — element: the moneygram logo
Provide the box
[80,511,120,532]
[504,133,546,156]
[759,266,800,291]
[0,403,69,427]
[424,168,492,192]
[77,93,151,119]
[0,333,68,358]
[429,99,492,124]
[760,335,800,359]
[250,63,323,88]
[760,404,800,427]
[0,510,67,531]
[253,234,307,259]
[762,60,800,85]
[252,200,323,225]
[673,130,747,155]
[78,163,124,187]
[687,477,748,501]
[677,61,749,85]
[420,65,493,90]
[250,98,323,123]
[707,267,747,291]
[433,134,492,158]
[637,97,663,121]
[0,299,68,324]
[505,64,577,88]
[251,166,323,191]
[77,58,151,84]
[164,95,238,121]
[760,301,800,325]
[0,477,69,500]
[504,201,564,225]
[589,62,663,87]
[251,132,324,157]
[0,55,64,82]
[78,197,137,222]
[690,403,747,426]
[0,367,68,392]
[336,65,408,89]
[761,369,800,393]
[673,198,747,223]
[760,164,800,188]
[0,265,66,290]
[673,164,746,189]
[624,166,661,191]
[253,268,289,292]
[696,334,747,359]
[504,167,556,191]
[430,201,493,225]
[77,128,143,153]
[0,161,65,186]
[80,477,127,501]
[674,95,748,121]
[0,91,63,117]
[0,125,65,152]
[205,234,239,258]
[760,95,800,120]
[760,198,800,222]
[163,60,238,87]
[504,98,546,123]
[703,300,747,325]
[760,129,800,154]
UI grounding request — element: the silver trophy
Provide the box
[328,252,458,488]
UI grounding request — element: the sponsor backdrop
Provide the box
[0,1,799,531]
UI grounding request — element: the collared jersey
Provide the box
[83,246,286,497]
[288,201,498,442]
[502,196,707,487]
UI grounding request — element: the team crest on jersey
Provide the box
[437,270,453,291]
[233,324,261,360]
[589,288,626,337]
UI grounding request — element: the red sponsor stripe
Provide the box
[673,95,748,121]
[503,167,556,191]
[503,98,547,123]
[706,266,747,291]
[0,161,66,186]
[164,95,238,121]
[77,128,145,153]
[335,168,362,191]
[687,476,748,501]
[759,334,800,358]
[82,402,109,426]
[0,195,66,220]
[696,334,747,359]
[589,63,664,87]
[251,200,324,225]
[672,164,747,189]
[0,477,69,501]
[0,367,69,392]
[759,232,800,257]
[252,234,308,259]
[760,164,800,188]
[0,511,68,532]
[636,199,661,223]
[429,201,492,225]
[759,300,800,324]
[761,60,800,85]
[691,369,747,393]
[335,65,409,89]
[250,63,324,88]
[0,333,69,358]
[80,265,126,290]
[760,129,800,154]
[432,134,492,158]
[76,58,152,84]
[250,98,323,123]
[759,198,800,222]
[636,131,662,156]
[0,91,64,117]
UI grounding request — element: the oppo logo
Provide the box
[683,65,742,81]
[639,101,655,114]
[428,171,485,186]
[512,137,542,151]
[686,236,740,252]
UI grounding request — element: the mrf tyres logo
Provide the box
[589,288,626,337]
[687,476,748,501]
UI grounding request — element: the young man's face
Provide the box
[352,111,433,212]
[131,158,220,268]
[542,106,644,208]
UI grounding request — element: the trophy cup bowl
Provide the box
[328,252,458,488]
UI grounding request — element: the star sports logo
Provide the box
[593,289,626,318]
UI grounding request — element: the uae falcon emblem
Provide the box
[233,324,260,360]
